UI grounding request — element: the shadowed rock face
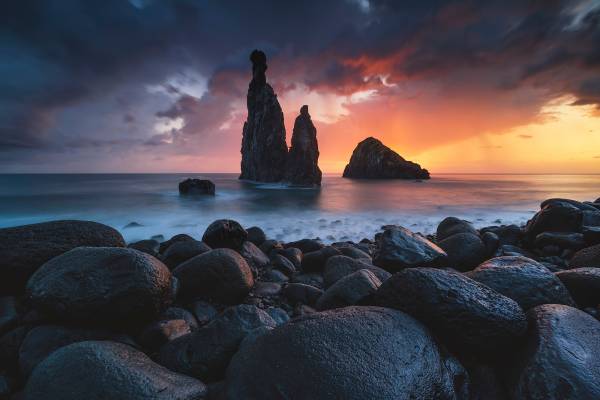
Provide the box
[343,137,430,179]
[285,105,322,186]
[240,50,288,182]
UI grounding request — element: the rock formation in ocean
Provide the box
[285,105,322,186]
[343,137,430,179]
[239,50,288,182]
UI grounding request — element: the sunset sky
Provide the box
[2,0,599,173]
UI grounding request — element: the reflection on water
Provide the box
[0,173,598,243]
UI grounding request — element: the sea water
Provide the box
[1,173,599,244]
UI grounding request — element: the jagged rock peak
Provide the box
[285,105,322,186]
[343,137,430,180]
[250,49,267,86]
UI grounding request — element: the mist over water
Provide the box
[1,173,599,244]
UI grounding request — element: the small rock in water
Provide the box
[178,178,215,195]
[123,221,143,228]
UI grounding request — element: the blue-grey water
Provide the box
[1,174,599,244]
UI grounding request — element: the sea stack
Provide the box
[343,137,430,179]
[239,50,288,182]
[285,105,322,186]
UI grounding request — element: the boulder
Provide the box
[26,247,174,327]
[281,283,323,306]
[481,231,500,256]
[0,297,18,336]
[507,305,600,400]
[259,268,288,283]
[0,326,27,370]
[0,220,125,294]
[162,240,211,270]
[556,268,600,307]
[371,267,527,358]
[271,247,302,268]
[160,307,199,331]
[159,234,195,254]
[323,255,390,288]
[269,254,296,276]
[333,244,371,260]
[128,239,160,257]
[173,249,253,304]
[300,246,341,272]
[316,269,381,310]
[225,306,466,400]
[534,232,586,250]
[138,319,192,352]
[437,232,487,271]
[583,226,600,245]
[239,241,269,271]
[342,137,430,179]
[284,105,322,186]
[436,217,478,241]
[583,210,600,227]
[466,256,574,310]
[569,243,600,268]
[190,301,218,327]
[524,201,583,241]
[373,226,447,271]
[245,227,266,246]
[202,220,247,251]
[158,305,276,383]
[239,50,288,182]
[284,238,323,253]
[24,341,207,400]
[481,224,522,247]
[178,178,215,195]
[289,272,323,289]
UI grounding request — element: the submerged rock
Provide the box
[239,50,288,182]
[178,178,215,195]
[342,137,429,179]
[285,105,322,186]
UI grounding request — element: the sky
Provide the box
[1,0,599,174]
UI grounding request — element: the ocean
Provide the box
[1,173,599,244]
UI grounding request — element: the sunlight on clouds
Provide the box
[154,117,183,134]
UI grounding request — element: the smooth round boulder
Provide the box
[239,241,270,271]
[371,267,527,358]
[507,305,600,399]
[160,307,199,331]
[246,227,266,246]
[138,319,192,352]
[127,239,160,257]
[556,267,600,307]
[26,247,174,327]
[437,232,487,271]
[269,254,296,276]
[178,178,215,195]
[316,269,381,310]
[0,220,125,295]
[284,239,323,253]
[281,283,323,306]
[225,306,467,400]
[524,201,583,241]
[173,249,253,304]
[159,234,195,254]
[323,255,390,288]
[24,341,207,400]
[0,297,18,336]
[270,247,302,269]
[436,217,478,241]
[162,240,211,270]
[569,243,600,268]
[201,220,247,250]
[466,256,574,310]
[300,246,341,272]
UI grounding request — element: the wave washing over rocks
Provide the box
[1,196,600,398]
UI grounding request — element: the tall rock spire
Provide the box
[285,105,322,186]
[239,50,288,182]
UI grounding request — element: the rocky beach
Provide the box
[0,196,600,399]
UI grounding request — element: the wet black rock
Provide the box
[334,244,371,260]
[371,267,527,358]
[583,226,600,245]
[373,226,447,271]
[0,220,125,295]
[138,319,192,352]
[159,233,195,254]
[245,226,266,246]
[162,240,211,270]
[524,201,583,241]
[24,341,207,400]
[18,325,134,377]
[26,247,174,327]
[161,307,199,331]
[284,238,323,253]
[436,217,478,241]
[316,269,381,311]
[259,239,283,255]
[239,241,270,271]
[190,301,218,327]
[0,297,18,336]
[285,105,322,186]
[466,256,574,310]
[271,247,303,268]
[173,249,254,304]
[342,137,430,179]
[202,219,247,251]
[507,304,600,400]
[269,254,296,276]
[158,304,276,383]
[0,326,27,370]
[569,243,600,268]
[481,224,522,247]
[556,267,600,307]
[128,239,160,257]
[289,273,324,289]
[225,306,466,400]
[534,232,586,250]
[239,50,288,182]
[281,283,323,306]
[300,246,341,272]
[178,178,215,195]
[481,231,500,256]
[437,232,487,271]
[259,268,289,283]
[323,255,390,288]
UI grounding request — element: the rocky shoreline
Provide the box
[1,197,600,399]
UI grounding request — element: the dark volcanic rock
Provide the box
[128,239,160,257]
[342,137,429,179]
[436,217,478,241]
[373,226,447,271]
[466,256,574,310]
[202,219,247,251]
[300,246,341,272]
[159,233,195,254]
[284,238,323,253]
[225,306,466,400]
[284,105,322,186]
[162,240,211,270]
[24,341,207,400]
[507,305,600,400]
[173,248,253,304]
[239,50,288,182]
[239,241,270,271]
[437,232,487,271]
[556,267,600,307]
[323,255,390,288]
[371,267,527,358]
[569,243,600,268]
[316,269,381,310]
[158,305,276,383]
[281,283,323,306]
[534,231,586,250]
[26,247,174,327]
[0,220,125,295]
[524,201,583,241]
[245,226,266,246]
[178,178,215,195]
[269,254,296,276]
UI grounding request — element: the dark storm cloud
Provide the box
[0,0,599,166]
